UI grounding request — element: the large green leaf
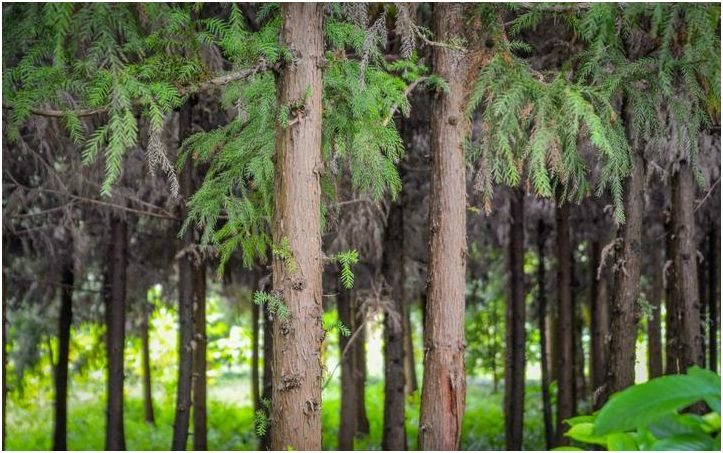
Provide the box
[650,433,715,451]
[606,432,638,451]
[595,368,721,436]
[566,423,608,446]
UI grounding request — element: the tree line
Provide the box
[2,3,720,451]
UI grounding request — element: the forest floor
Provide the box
[7,376,547,450]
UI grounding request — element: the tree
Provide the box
[535,220,554,450]
[52,256,73,451]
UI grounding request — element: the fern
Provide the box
[333,250,359,289]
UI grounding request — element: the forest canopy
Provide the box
[1,2,720,452]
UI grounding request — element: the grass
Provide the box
[6,375,547,450]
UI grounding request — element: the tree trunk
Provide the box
[171,107,195,452]
[381,202,407,450]
[699,249,708,368]
[419,4,488,448]
[261,301,273,451]
[647,245,664,379]
[536,221,554,450]
[2,270,6,451]
[53,259,73,451]
[192,262,207,451]
[270,5,324,449]
[665,215,679,375]
[668,162,702,373]
[403,304,418,396]
[554,192,574,447]
[105,216,127,451]
[252,289,261,412]
[141,296,155,425]
[505,189,526,451]
[604,123,644,401]
[338,287,356,451]
[353,297,369,437]
[708,224,719,372]
[590,239,610,408]
[572,245,585,408]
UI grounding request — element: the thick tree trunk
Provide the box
[668,163,702,373]
[338,287,356,451]
[647,246,664,379]
[172,108,195,452]
[53,260,73,451]
[590,239,610,407]
[382,202,407,451]
[270,5,324,449]
[141,297,155,425]
[554,192,574,447]
[536,221,554,450]
[505,189,526,451]
[192,262,207,451]
[604,132,644,401]
[419,4,487,449]
[403,304,418,396]
[707,224,719,372]
[105,216,127,451]
[353,298,369,437]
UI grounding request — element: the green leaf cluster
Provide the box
[253,290,289,321]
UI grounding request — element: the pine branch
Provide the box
[382,76,429,126]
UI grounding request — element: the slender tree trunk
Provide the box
[270,5,324,449]
[192,262,207,451]
[261,301,273,451]
[590,239,610,407]
[141,296,155,425]
[699,250,708,368]
[252,289,261,412]
[536,221,554,450]
[505,189,526,451]
[665,216,679,375]
[647,246,664,379]
[2,270,6,451]
[53,259,73,451]
[554,192,574,447]
[353,297,369,437]
[105,216,127,451]
[668,162,702,373]
[382,202,407,451]
[338,287,356,451]
[572,246,585,409]
[172,107,195,452]
[403,304,418,396]
[604,118,644,401]
[419,4,488,448]
[708,224,719,372]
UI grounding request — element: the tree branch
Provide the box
[382,76,429,127]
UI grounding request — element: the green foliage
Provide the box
[332,249,359,289]
[254,398,271,437]
[253,290,289,321]
[564,367,721,451]
[324,319,351,337]
[271,237,298,275]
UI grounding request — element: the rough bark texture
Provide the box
[708,224,719,372]
[554,194,574,447]
[105,216,127,451]
[604,139,644,400]
[338,287,356,451]
[192,262,207,451]
[590,239,610,407]
[668,162,702,373]
[172,109,195,452]
[141,297,155,425]
[270,5,325,449]
[647,246,664,379]
[536,221,554,450]
[53,260,73,451]
[419,5,488,450]
[382,201,407,451]
[505,189,526,451]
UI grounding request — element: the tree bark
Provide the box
[270,5,325,449]
[590,239,610,408]
[261,301,273,451]
[403,304,418,396]
[382,202,407,451]
[353,297,369,437]
[668,162,702,373]
[604,123,644,401]
[171,107,195,452]
[505,189,526,451]
[252,288,261,412]
[141,296,155,425]
[665,215,679,375]
[647,245,664,379]
[192,262,207,451]
[105,216,127,451]
[554,192,574,447]
[707,224,719,372]
[338,287,356,451]
[53,259,73,451]
[536,221,554,450]
[419,4,488,449]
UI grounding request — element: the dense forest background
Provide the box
[1,2,721,452]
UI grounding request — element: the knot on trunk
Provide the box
[291,277,306,291]
[303,398,319,415]
[280,372,302,391]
